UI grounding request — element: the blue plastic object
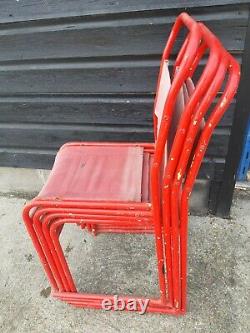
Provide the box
[237,118,250,180]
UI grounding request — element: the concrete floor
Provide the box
[0,190,249,332]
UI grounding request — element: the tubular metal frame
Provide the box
[22,13,240,315]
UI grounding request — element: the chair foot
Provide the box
[52,291,184,315]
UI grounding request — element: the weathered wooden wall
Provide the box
[0,0,249,209]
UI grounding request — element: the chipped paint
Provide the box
[220,96,227,108]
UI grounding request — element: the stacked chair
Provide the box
[22,13,240,315]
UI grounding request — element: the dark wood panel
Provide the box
[0,149,225,180]
[0,125,154,148]
[0,15,246,62]
[206,99,235,127]
[216,11,250,217]
[0,95,235,127]
[0,149,55,170]
[0,96,153,126]
[0,1,248,23]
[0,64,158,94]
[0,59,241,94]
[0,0,246,208]
[206,130,230,158]
[0,125,229,157]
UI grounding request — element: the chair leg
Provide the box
[33,210,66,291]
[47,217,180,314]
[22,205,58,291]
[180,193,189,313]
[52,291,181,314]
[23,201,184,314]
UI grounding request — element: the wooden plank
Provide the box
[0,95,154,126]
[206,130,230,158]
[0,124,154,148]
[216,11,250,217]
[0,148,226,181]
[0,0,245,216]
[0,124,230,157]
[0,95,235,127]
[0,58,242,94]
[0,1,248,24]
[0,64,158,94]
[0,14,246,62]
[0,149,55,170]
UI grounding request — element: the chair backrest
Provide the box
[151,11,240,272]
[150,12,240,309]
[151,14,201,234]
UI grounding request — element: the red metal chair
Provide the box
[22,13,240,315]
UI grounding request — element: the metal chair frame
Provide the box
[22,13,240,315]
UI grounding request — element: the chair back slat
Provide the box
[154,61,171,137]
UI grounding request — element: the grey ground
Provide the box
[0,189,249,333]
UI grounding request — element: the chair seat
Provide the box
[39,144,151,202]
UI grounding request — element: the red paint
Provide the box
[22,13,240,315]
